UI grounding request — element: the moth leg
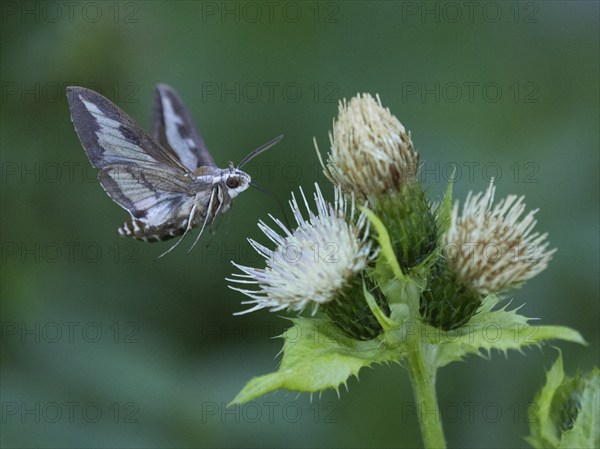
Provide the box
[207,186,227,236]
[156,202,198,259]
[222,201,233,240]
[187,188,218,254]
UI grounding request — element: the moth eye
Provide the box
[226,177,240,189]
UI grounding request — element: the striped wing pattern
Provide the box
[67,86,207,242]
[151,84,215,170]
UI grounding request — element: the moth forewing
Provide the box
[151,84,215,170]
[66,86,187,171]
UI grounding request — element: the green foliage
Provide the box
[526,352,599,449]
[230,317,400,404]
[232,293,585,403]
[424,296,586,369]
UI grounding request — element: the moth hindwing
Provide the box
[66,84,281,255]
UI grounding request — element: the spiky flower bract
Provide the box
[421,180,556,330]
[228,183,386,339]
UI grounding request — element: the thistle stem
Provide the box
[406,325,446,449]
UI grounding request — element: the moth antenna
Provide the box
[250,182,291,229]
[237,134,283,169]
[187,188,218,254]
[156,202,198,259]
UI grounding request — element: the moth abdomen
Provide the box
[117,218,185,242]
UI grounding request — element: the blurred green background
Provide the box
[1,1,598,447]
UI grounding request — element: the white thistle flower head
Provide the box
[320,93,419,200]
[228,183,374,314]
[444,180,556,295]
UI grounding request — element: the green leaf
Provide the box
[424,295,586,368]
[526,352,600,449]
[363,281,399,331]
[435,170,455,244]
[560,368,600,448]
[230,317,402,404]
[362,207,406,283]
[526,350,567,448]
[363,207,426,312]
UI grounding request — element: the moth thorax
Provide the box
[225,169,251,198]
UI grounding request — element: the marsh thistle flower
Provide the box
[320,93,436,269]
[421,180,556,330]
[228,183,386,339]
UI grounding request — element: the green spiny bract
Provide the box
[373,181,437,270]
[552,375,585,432]
[419,261,482,330]
[323,275,390,340]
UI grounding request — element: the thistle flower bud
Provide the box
[527,354,599,449]
[227,184,387,340]
[321,94,436,270]
[323,93,419,201]
[421,181,556,330]
[446,180,555,294]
